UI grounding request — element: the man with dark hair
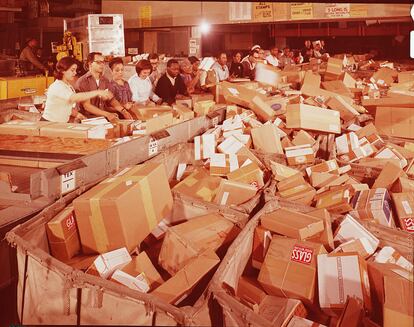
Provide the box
[241,49,260,80]
[266,45,280,67]
[279,46,295,68]
[75,52,133,122]
[19,38,47,75]
[212,52,229,81]
[155,59,188,105]
[148,53,162,87]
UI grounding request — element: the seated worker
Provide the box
[279,47,295,69]
[241,49,260,80]
[313,41,330,61]
[155,59,188,105]
[128,59,162,105]
[108,57,133,110]
[301,40,313,63]
[19,38,47,75]
[42,56,112,123]
[180,58,202,94]
[188,56,203,93]
[265,46,280,67]
[148,53,163,87]
[212,52,229,82]
[75,52,133,122]
[229,51,244,78]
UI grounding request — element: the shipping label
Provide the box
[61,170,76,195]
[291,245,314,265]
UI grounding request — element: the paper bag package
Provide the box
[46,206,81,261]
[73,162,173,254]
[158,213,238,275]
[151,250,220,305]
[351,188,394,227]
[258,236,326,304]
[391,192,414,232]
[317,253,371,316]
[121,251,164,290]
[173,168,222,202]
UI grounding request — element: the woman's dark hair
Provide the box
[233,51,242,57]
[86,52,102,66]
[135,59,153,75]
[109,57,124,70]
[54,56,78,80]
[188,56,199,65]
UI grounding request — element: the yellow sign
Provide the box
[253,2,273,22]
[139,5,152,28]
[290,3,313,20]
[350,4,368,18]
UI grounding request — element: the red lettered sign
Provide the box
[291,245,314,265]
[403,218,414,233]
[65,213,76,231]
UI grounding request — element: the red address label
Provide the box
[403,218,414,233]
[291,245,314,265]
[65,214,76,231]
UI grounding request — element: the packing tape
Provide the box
[89,169,154,252]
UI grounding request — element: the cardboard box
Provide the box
[237,146,266,170]
[315,188,352,214]
[317,253,371,315]
[193,100,215,117]
[292,130,316,147]
[326,95,359,122]
[173,104,195,121]
[40,123,106,139]
[145,112,173,134]
[121,251,164,290]
[0,120,54,136]
[251,124,283,154]
[287,316,327,327]
[209,153,239,176]
[259,296,307,326]
[324,57,343,80]
[271,161,300,181]
[321,80,353,98]
[368,262,413,327]
[277,173,306,192]
[214,179,257,206]
[227,162,264,190]
[73,163,173,254]
[88,247,132,279]
[217,135,245,155]
[252,226,272,270]
[374,146,408,169]
[173,168,222,202]
[285,145,315,166]
[306,208,334,252]
[306,160,339,177]
[191,93,214,104]
[351,188,394,227]
[111,270,150,292]
[374,246,413,272]
[46,206,81,261]
[333,214,379,254]
[151,250,220,305]
[278,183,316,206]
[258,237,326,304]
[372,161,405,190]
[375,106,414,139]
[261,208,324,240]
[286,104,341,134]
[372,67,395,85]
[334,238,373,259]
[194,134,216,160]
[336,297,364,327]
[391,192,414,232]
[236,276,267,306]
[158,213,237,274]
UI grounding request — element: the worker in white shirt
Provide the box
[212,52,229,82]
[128,59,162,105]
[265,45,280,67]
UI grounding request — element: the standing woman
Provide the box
[108,57,133,110]
[42,56,112,122]
[128,59,162,105]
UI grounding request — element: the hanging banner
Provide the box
[290,3,313,20]
[325,3,350,18]
[139,5,152,28]
[350,4,368,18]
[253,2,274,22]
[229,2,252,21]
